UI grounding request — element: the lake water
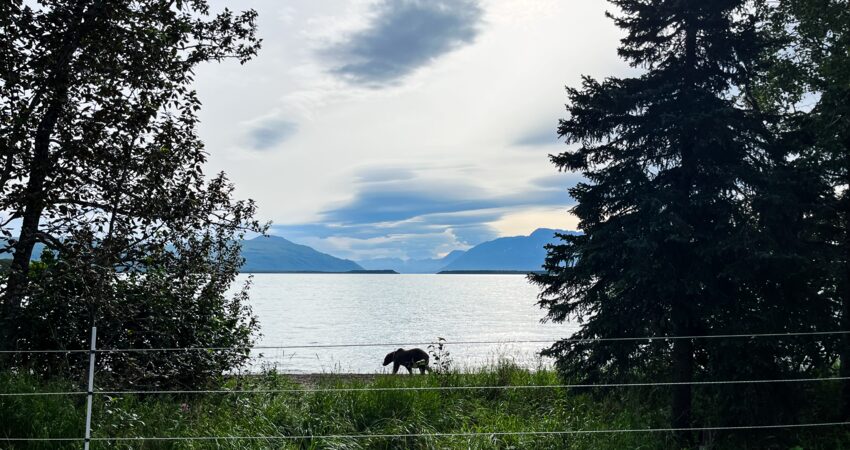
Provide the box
[239,274,578,374]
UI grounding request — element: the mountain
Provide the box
[2,236,364,273]
[440,228,579,272]
[240,235,364,273]
[359,250,466,274]
[2,230,577,274]
[360,229,580,273]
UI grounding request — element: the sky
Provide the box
[196,0,629,261]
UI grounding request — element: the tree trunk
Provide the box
[669,20,698,449]
[842,262,850,419]
[3,99,60,309]
[841,163,850,419]
[672,301,695,448]
[1,0,101,348]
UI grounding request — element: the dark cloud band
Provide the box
[326,0,484,86]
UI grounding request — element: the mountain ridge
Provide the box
[360,228,580,273]
[440,228,578,272]
[2,230,580,274]
[240,235,363,273]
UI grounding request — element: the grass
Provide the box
[1,361,849,449]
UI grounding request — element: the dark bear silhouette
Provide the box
[383,348,430,374]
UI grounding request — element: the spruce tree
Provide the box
[774,0,850,416]
[531,0,779,445]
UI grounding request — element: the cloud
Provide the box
[355,166,417,183]
[514,123,563,147]
[294,229,476,261]
[325,0,484,86]
[322,179,497,224]
[320,167,576,226]
[244,119,298,150]
[272,209,500,243]
[271,165,580,259]
[446,223,497,246]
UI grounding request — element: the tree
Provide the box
[530,0,804,445]
[0,0,266,384]
[16,206,261,388]
[771,0,850,416]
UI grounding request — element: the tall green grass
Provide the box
[1,362,848,449]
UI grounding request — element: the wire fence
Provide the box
[3,376,850,398]
[2,327,850,445]
[2,329,846,354]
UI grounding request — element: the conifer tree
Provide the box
[531,1,780,444]
[773,0,850,416]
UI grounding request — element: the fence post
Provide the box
[84,326,97,450]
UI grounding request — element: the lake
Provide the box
[239,273,579,374]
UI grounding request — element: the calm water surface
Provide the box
[238,274,578,373]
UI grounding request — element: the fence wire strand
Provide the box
[3,376,849,398]
[0,391,86,397]
[92,376,850,396]
[1,329,847,354]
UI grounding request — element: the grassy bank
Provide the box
[1,362,848,449]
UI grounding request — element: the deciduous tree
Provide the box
[0,0,267,384]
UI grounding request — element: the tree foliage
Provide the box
[531,0,839,444]
[770,0,850,415]
[0,0,266,386]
